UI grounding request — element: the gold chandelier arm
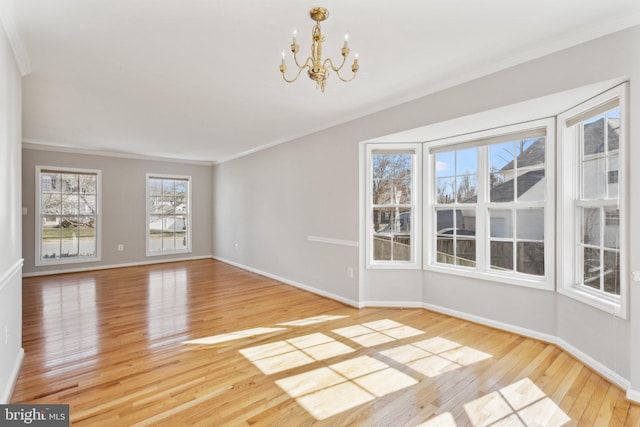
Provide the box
[323,57,358,83]
[281,56,313,83]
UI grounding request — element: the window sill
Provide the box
[424,263,554,291]
[558,286,625,318]
[367,262,422,270]
[146,249,193,257]
[35,256,101,267]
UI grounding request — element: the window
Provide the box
[36,166,100,265]
[367,144,422,268]
[558,84,627,317]
[146,174,192,256]
[427,120,554,289]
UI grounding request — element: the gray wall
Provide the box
[22,149,213,275]
[0,18,24,403]
[212,25,640,395]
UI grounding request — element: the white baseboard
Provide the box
[422,302,632,397]
[212,256,360,308]
[1,347,24,404]
[22,255,213,277]
[360,300,423,309]
[627,388,640,403]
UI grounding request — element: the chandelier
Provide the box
[279,7,359,92]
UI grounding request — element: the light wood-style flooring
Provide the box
[12,259,640,426]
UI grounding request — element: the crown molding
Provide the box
[22,141,214,166]
[0,0,31,76]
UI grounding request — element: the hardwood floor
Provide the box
[12,259,640,426]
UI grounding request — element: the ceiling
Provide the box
[9,0,640,163]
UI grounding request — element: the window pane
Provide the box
[490,141,514,171]
[373,208,393,233]
[80,195,96,214]
[163,179,176,196]
[42,194,61,215]
[456,238,476,267]
[61,194,79,214]
[41,238,60,260]
[79,234,96,257]
[583,114,605,155]
[608,154,619,198]
[583,247,601,290]
[394,178,412,204]
[373,178,392,205]
[149,178,163,196]
[603,250,620,295]
[603,207,619,249]
[42,173,60,192]
[393,235,411,261]
[582,158,606,199]
[436,236,454,265]
[373,235,391,261]
[516,242,544,276]
[490,241,513,271]
[61,174,79,193]
[516,209,544,240]
[456,175,477,203]
[490,173,514,202]
[79,175,97,195]
[175,180,187,197]
[78,217,95,237]
[456,148,478,175]
[436,177,455,204]
[435,152,454,178]
[149,215,163,252]
[436,209,462,234]
[490,209,512,238]
[163,232,176,251]
[517,138,545,168]
[61,233,79,258]
[517,170,545,202]
[607,109,620,151]
[581,208,600,246]
[176,231,187,250]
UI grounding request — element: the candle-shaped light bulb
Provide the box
[292,29,297,44]
[343,31,349,48]
[281,50,286,65]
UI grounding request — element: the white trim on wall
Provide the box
[212,256,360,308]
[307,236,359,247]
[23,142,213,166]
[422,301,635,401]
[1,348,24,404]
[0,259,23,292]
[22,255,212,278]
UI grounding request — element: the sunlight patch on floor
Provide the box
[278,315,349,326]
[239,333,355,375]
[276,355,418,420]
[380,336,492,378]
[463,378,570,426]
[416,412,457,426]
[181,327,287,345]
[332,318,425,347]
[238,319,496,421]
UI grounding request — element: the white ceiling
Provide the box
[9,0,640,163]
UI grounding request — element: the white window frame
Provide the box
[366,143,422,269]
[146,173,193,257]
[557,84,628,318]
[424,119,555,290]
[35,165,102,266]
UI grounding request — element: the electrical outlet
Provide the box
[117,244,124,251]
[347,267,354,278]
